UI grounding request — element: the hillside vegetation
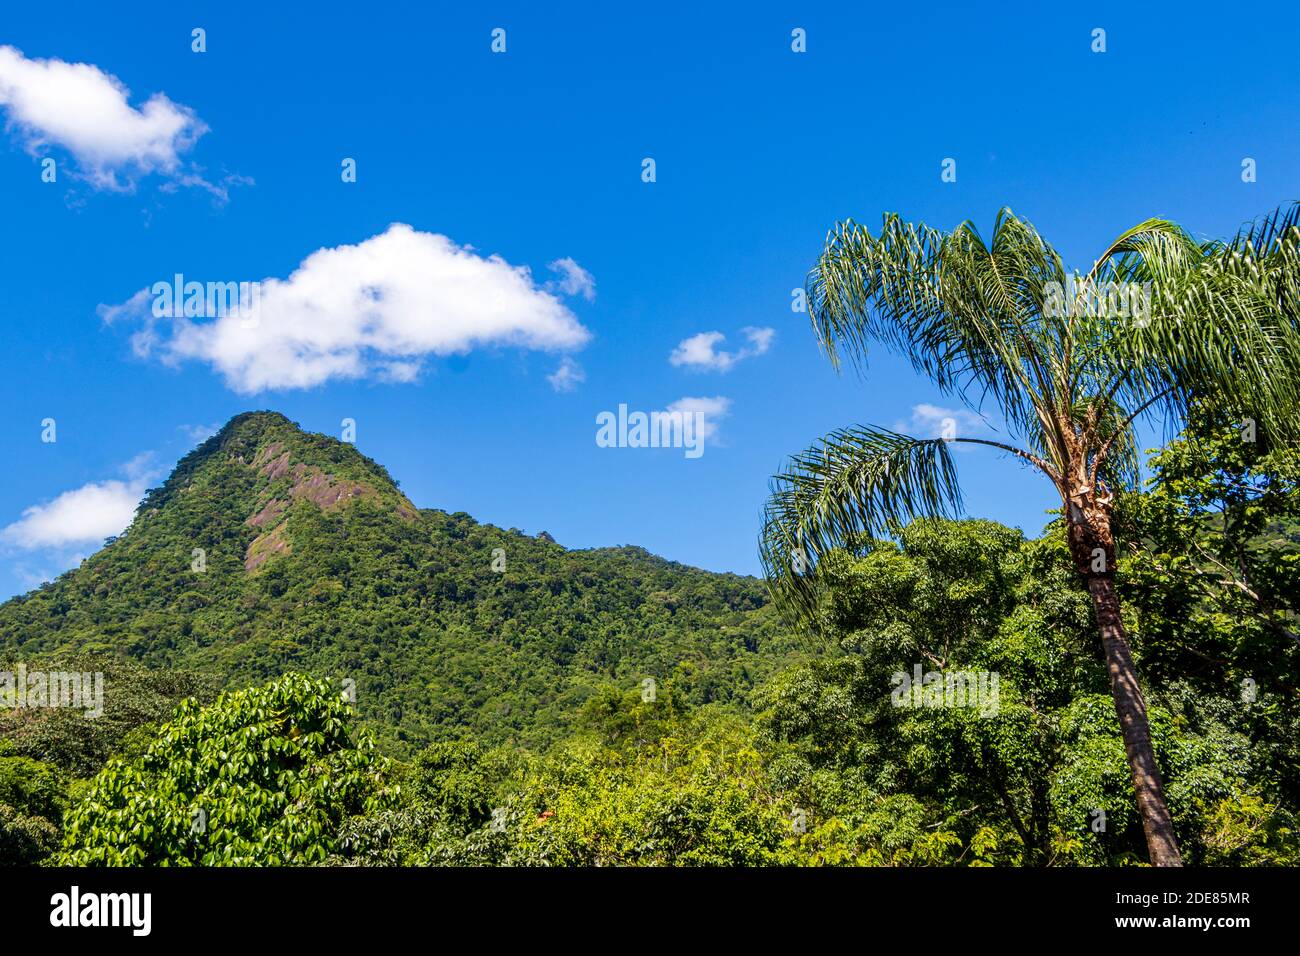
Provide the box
[0,412,799,753]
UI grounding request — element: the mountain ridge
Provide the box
[0,412,797,753]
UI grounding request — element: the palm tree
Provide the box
[760,205,1300,866]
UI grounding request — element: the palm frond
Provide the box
[805,210,1064,443]
[1106,204,1300,446]
[759,426,962,627]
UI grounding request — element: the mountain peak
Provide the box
[0,410,784,755]
[135,411,416,571]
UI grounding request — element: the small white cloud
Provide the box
[1,479,145,549]
[546,257,596,302]
[0,45,214,192]
[670,326,774,372]
[13,561,73,590]
[120,451,157,481]
[671,332,727,369]
[101,224,593,394]
[547,357,586,393]
[98,287,152,327]
[1,453,164,551]
[742,326,775,353]
[377,360,423,384]
[667,396,731,442]
[897,403,990,441]
[179,422,220,444]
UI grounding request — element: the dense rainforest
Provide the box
[0,411,801,754]
[2,402,1297,866]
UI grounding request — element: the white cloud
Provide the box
[1,452,165,552]
[120,451,156,480]
[897,403,990,441]
[547,357,586,393]
[1,479,145,549]
[742,326,775,353]
[667,396,731,442]
[547,257,596,302]
[102,224,594,394]
[179,422,220,444]
[670,327,774,372]
[12,560,81,590]
[0,45,210,191]
[0,456,163,591]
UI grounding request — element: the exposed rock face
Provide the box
[242,439,414,570]
[255,442,293,481]
[246,497,288,530]
[245,523,290,571]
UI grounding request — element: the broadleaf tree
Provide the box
[57,673,390,865]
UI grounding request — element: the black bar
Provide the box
[0,866,1287,941]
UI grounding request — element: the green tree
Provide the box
[57,673,390,865]
[759,517,1284,865]
[0,754,67,865]
[1117,401,1300,667]
[0,657,215,777]
[761,206,1300,865]
[1115,403,1300,818]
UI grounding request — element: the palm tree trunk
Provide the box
[1083,571,1183,866]
[1066,491,1183,866]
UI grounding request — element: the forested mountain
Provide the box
[3,408,1297,868]
[0,412,800,753]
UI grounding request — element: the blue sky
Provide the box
[0,1,1296,598]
